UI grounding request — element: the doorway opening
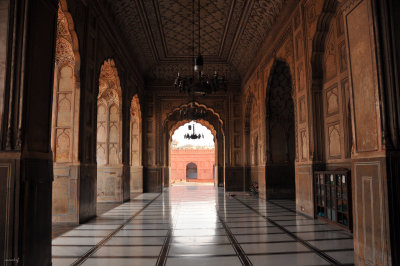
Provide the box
[169,121,215,186]
[186,162,198,180]
[265,60,295,199]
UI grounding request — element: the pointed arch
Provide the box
[162,102,224,189]
[265,59,295,199]
[51,1,82,224]
[97,59,124,202]
[52,2,81,163]
[130,94,143,192]
[97,59,122,166]
[310,0,338,161]
[186,162,198,180]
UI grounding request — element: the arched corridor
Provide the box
[1,0,400,265]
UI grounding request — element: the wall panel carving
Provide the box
[353,161,390,265]
[339,41,347,72]
[346,0,379,153]
[297,63,305,91]
[324,28,337,81]
[320,9,350,162]
[326,86,339,116]
[97,59,124,202]
[295,32,303,59]
[328,123,341,158]
[301,130,307,161]
[299,96,306,123]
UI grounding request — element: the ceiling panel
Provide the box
[105,0,286,82]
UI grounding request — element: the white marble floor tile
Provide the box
[52,237,104,246]
[52,245,93,257]
[326,250,354,264]
[241,242,311,254]
[76,224,120,230]
[294,231,351,240]
[115,229,168,237]
[235,233,294,243]
[62,230,113,237]
[230,226,284,235]
[165,256,242,266]
[123,223,170,230]
[307,239,354,251]
[82,258,157,266]
[172,228,226,236]
[93,245,162,257]
[248,253,331,265]
[105,236,166,246]
[52,258,78,266]
[168,244,236,256]
[171,235,231,244]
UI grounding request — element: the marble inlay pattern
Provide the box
[52,184,354,265]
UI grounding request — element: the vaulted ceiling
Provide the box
[104,0,286,83]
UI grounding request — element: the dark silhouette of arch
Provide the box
[265,60,295,199]
[310,0,337,161]
[186,162,198,180]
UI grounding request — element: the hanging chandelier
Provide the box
[174,0,227,96]
[179,105,207,120]
[184,123,204,140]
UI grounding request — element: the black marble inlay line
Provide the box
[55,244,165,248]
[54,255,160,259]
[268,200,310,217]
[166,254,251,258]
[274,223,330,227]
[218,225,275,229]
[70,194,162,266]
[233,196,345,266]
[244,248,353,256]
[308,237,353,241]
[228,229,344,235]
[217,210,253,266]
[156,229,172,266]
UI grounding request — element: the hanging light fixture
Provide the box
[184,123,204,140]
[174,0,227,96]
[179,104,207,120]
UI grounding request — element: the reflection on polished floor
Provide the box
[52,184,354,266]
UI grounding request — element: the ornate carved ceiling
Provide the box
[104,0,286,83]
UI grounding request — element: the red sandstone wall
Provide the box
[170,149,215,183]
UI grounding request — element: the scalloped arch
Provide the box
[165,101,223,128]
[169,119,217,140]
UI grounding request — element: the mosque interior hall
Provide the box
[0,0,400,265]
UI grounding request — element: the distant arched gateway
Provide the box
[186,162,198,180]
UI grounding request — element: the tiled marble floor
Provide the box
[52,184,354,266]
[52,193,142,239]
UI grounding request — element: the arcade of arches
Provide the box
[1,0,400,265]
